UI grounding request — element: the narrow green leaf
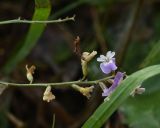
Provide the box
[82,65,160,128]
[2,0,51,74]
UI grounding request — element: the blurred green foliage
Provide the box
[141,40,160,67]
[0,0,160,128]
[2,0,51,75]
[120,13,160,127]
[120,75,160,128]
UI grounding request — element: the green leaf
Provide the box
[82,65,160,128]
[2,0,51,74]
[120,39,160,128]
[120,74,160,128]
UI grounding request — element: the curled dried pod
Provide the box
[130,85,145,97]
[81,51,97,80]
[26,65,36,84]
[72,84,94,99]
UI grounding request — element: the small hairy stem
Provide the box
[0,15,75,25]
[0,76,113,87]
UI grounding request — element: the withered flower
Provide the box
[72,84,94,99]
[43,86,55,102]
[26,65,36,84]
[81,51,97,80]
[131,85,145,97]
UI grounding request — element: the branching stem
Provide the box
[0,76,113,87]
[0,15,75,25]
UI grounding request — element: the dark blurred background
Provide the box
[0,0,160,128]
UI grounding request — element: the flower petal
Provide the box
[97,55,106,62]
[109,61,117,70]
[102,72,124,97]
[102,88,109,96]
[97,58,105,62]
[100,55,106,59]
[100,61,117,74]
[100,63,112,74]
[106,51,115,59]
[108,72,124,92]
[111,58,116,63]
[113,72,124,85]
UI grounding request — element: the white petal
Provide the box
[97,55,106,62]
[106,51,115,59]
[100,55,106,59]
[97,57,105,62]
[106,51,111,57]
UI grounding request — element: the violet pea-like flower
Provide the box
[97,51,117,74]
[102,72,124,97]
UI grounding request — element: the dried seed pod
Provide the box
[81,51,97,80]
[130,85,145,97]
[82,51,97,62]
[26,65,36,84]
[72,84,94,99]
[79,86,94,99]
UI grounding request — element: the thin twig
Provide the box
[0,76,113,87]
[0,15,75,25]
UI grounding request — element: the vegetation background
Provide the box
[0,0,160,128]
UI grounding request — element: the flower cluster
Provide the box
[40,50,145,102]
[97,51,124,99]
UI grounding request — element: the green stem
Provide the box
[0,76,113,87]
[0,16,75,25]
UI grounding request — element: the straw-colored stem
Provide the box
[0,76,113,87]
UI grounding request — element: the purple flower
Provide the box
[97,51,117,74]
[102,72,124,97]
